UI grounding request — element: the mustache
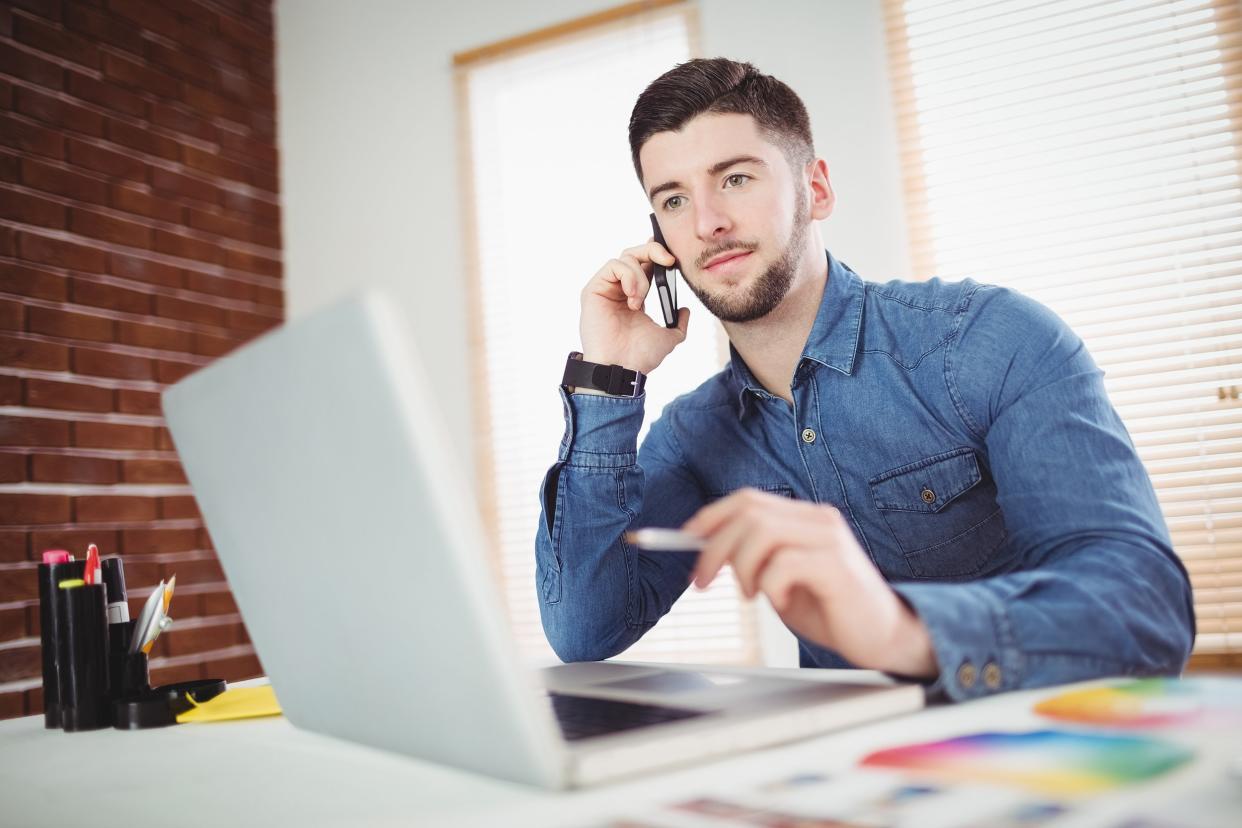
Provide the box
[695,240,759,270]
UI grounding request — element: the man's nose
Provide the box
[693,193,732,241]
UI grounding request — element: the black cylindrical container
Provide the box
[37,557,86,728]
[108,620,150,700]
[56,582,111,731]
[100,557,129,624]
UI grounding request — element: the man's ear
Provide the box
[808,158,834,220]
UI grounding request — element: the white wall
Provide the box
[275,0,911,665]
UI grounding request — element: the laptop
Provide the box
[161,292,923,789]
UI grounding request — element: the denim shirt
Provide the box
[536,252,1195,701]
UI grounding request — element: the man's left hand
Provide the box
[682,488,939,679]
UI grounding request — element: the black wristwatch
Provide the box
[561,352,646,397]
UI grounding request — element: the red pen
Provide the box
[83,543,101,585]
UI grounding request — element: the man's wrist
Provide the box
[562,352,646,397]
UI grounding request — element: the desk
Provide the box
[1,672,1238,828]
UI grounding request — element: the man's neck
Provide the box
[723,245,829,405]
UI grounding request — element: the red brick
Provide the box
[185,206,253,243]
[154,229,219,263]
[0,42,63,89]
[105,118,181,162]
[26,305,113,342]
[0,226,14,256]
[148,660,202,685]
[180,144,248,183]
[0,415,70,447]
[155,360,198,384]
[203,651,261,683]
[101,52,179,99]
[0,263,69,301]
[65,137,147,181]
[117,319,193,351]
[247,165,278,193]
[109,252,182,288]
[8,0,61,23]
[0,298,23,330]
[201,590,236,615]
[63,2,144,56]
[165,620,241,656]
[122,527,197,555]
[158,0,218,32]
[120,561,161,592]
[26,686,42,715]
[180,83,249,125]
[65,71,145,118]
[223,248,279,278]
[0,147,16,182]
[110,184,181,222]
[108,0,185,44]
[0,530,28,562]
[149,167,218,204]
[217,13,269,54]
[24,378,113,412]
[192,330,240,357]
[0,375,20,405]
[251,282,283,309]
[30,530,115,561]
[0,641,40,683]
[12,12,100,69]
[31,453,118,484]
[159,496,199,520]
[148,101,216,143]
[13,87,105,137]
[19,157,108,205]
[218,189,278,226]
[0,604,27,638]
[183,269,253,301]
[188,36,249,78]
[154,294,226,327]
[249,223,280,250]
[121,459,185,484]
[70,278,153,315]
[117,388,160,415]
[0,452,26,483]
[0,493,71,524]
[0,189,66,229]
[73,421,156,450]
[156,427,174,451]
[17,232,107,273]
[75,495,157,523]
[71,346,153,380]
[227,307,279,334]
[0,114,63,160]
[172,556,224,585]
[69,208,153,248]
[0,334,68,371]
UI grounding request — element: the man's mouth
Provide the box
[703,250,753,272]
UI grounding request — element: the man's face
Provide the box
[639,113,811,323]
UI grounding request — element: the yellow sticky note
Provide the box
[177,685,282,724]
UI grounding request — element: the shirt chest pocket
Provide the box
[869,447,1007,579]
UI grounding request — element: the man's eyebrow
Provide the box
[647,155,769,202]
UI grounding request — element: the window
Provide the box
[457,2,760,665]
[884,0,1242,663]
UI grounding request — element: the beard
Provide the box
[682,194,810,324]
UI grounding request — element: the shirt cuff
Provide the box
[891,581,1022,702]
[557,386,644,468]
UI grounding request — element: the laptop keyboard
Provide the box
[548,692,708,741]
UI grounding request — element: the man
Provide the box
[535,58,1194,700]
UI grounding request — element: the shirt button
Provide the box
[801,428,816,444]
[921,488,936,504]
[983,662,1002,690]
[957,662,977,690]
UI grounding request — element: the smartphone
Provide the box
[648,213,679,329]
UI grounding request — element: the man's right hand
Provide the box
[580,240,691,377]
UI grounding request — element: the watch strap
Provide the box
[562,352,646,397]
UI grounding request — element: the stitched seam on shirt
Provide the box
[869,288,957,312]
[861,333,953,371]
[616,467,641,629]
[806,374,879,565]
[945,282,987,440]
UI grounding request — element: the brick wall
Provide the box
[0,0,281,720]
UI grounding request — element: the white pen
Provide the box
[624,528,705,552]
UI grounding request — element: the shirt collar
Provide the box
[729,251,865,419]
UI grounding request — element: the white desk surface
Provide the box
[1,671,1238,828]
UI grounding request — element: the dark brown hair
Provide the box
[628,58,814,181]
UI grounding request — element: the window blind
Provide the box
[457,4,760,666]
[884,0,1242,657]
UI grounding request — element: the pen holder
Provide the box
[56,583,111,731]
[37,559,86,729]
[108,620,151,700]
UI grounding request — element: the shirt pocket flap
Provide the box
[870,448,981,513]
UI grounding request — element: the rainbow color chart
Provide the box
[1033,677,1242,728]
[860,730,1193,796]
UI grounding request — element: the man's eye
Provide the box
[663,195,686,210]
[725,174,750,187]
